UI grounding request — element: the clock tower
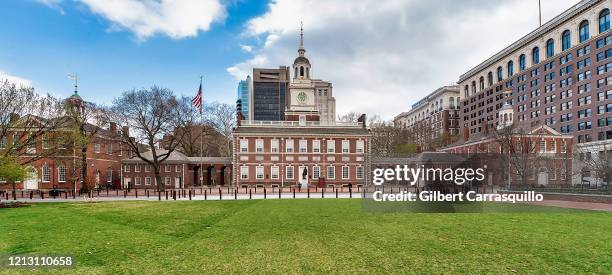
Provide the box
[286,22,320,123]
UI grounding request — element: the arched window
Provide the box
[464,85,469,98]
[471,81,476,95]
[479,76,484,90]
[532,47,540,64]
[294,67,298,78]
[519,54,526,71]
[306,67,309,78]
[57,164,66,182]
[600,9,610,33]
[299,66,304,77]
[497,66,503,82]
[449,97,455,108]
[42,164,50,182]
[507,60,514,77]
[579,20,589,43]
[561,30,571,51]
[546,39,554,58]
[487,71,493,86]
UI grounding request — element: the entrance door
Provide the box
[123,178,131,189]
[23,167,38,190]
[298,166,308,188]
[538,168,548,187]
[175,177,182,189]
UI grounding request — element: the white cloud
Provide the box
[39,0,226,40]
[0,71,32,88]
[240,44,253,52]
[229,0,579,119]
[36,0,65,14]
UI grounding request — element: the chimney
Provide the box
[357,114,367,128]
[122,126,129,137]
[110,122,117,133]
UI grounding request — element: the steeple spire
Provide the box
[298,21,305,57]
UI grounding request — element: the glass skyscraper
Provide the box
[236,76,250,120]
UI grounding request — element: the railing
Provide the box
[240,120,363,128]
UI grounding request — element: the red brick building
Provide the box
[232,120,371,188]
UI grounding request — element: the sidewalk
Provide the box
[528,200,612,212]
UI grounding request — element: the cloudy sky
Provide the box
[1,0,578,119]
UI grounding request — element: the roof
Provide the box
[234,125,370,136]
[123,150,231,165]
[294,56,310,65]
[459,0,601,82]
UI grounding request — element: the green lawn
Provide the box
[0,200,611,274]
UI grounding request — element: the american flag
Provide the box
[192,81,203,113]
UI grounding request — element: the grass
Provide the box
[0,200,611,274]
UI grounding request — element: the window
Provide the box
[176,165,182,172]
[471,81,476,94]
[356,140,364,153]
[507,60,514,77]
[271,139,279,153]
[256,139,263,153]
[124,164,130,172]
[145,177,151,185]
[342,140,349,153]
[327,140,335,153]
[256,166,264,180]
[164,177,171,185]
[107,142,113,154]
[271,166,279,180]
[145,165,151,172]
[119,143,123,156]
[600,9,610,33]
[579,20,589,43]
[533,47,540,64]
[42,135,49,149]
[58,164,66,182]
[546,39,555,58]
[487,71,493,86]
[312,166,320,179]
[299,140,307,153]
[356,166,364,179]
[312,140,320,153]
[107,169,113,183]
[518,54,526,71]
[286,165,294,180]
[240,139,248,152]
[285,139,294,153]
[135,177,141,186]
[341,166,349,180]
[539,139,546,153]
[562,30,571,51]
[94,143,101,153]
[561,140,567,153]
[135,165,141,172]
[42,164,50,182]
[549,140,556,153]
[327,166,335,179]
[497,66,503,81]
[240,166,248,180]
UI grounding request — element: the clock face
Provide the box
[297,91,307,103]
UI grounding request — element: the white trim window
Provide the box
[94,143,101,153]
[135,177,141,186]
[165,165,171,172]
[312,166,320,179]
[145,165,151,172]
[58,164,66,182]
[176,165,182,172]
[256,166,264,180]
[124,164,130,172]
[164,177,171,186]
[107,142,113,154]
[327,166,335,179]
[271,166,279,180]
[240,139,249,152]
[342,166,349,180]
[107,170,113,183]
[356,140,364,154]
[286,139,294,153]
[271,139,279,153]
[240,166,249,180]
[342,140,350,153]
[312,140,320,153]
[286,165,294,180]
[549,140,556,153]
[42,164,50,182]
[135,164,141,172]
[145,177,152,185]
[327,140,335,153]
[356,166,364,179]
[299,139,308,153]
[256,139,264,153]
[539,139,546,153]
[561,140,568,153]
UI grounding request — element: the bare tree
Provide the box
[110,87,189,198]
[574,143,611,188]
[204,102,235,157]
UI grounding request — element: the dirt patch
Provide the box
[0,201,32,208]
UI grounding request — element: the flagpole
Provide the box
[199,75,204,187]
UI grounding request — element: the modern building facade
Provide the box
[252,67,290,121]
[314,80,336,123]
[232,119,370,188]
[236,75,251,120]
[458,0,611,146]
[394,85,461,148]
